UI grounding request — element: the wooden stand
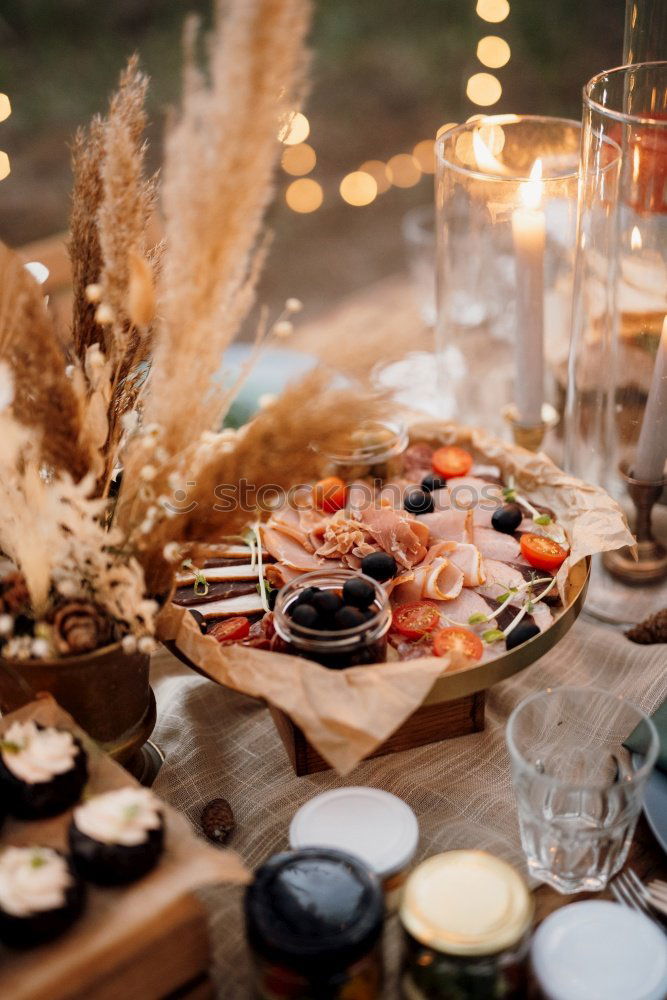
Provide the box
[271,690,486,776]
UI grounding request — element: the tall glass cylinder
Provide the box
[565,62,667,623]
[624,0,667,63]
[435,116,580,443]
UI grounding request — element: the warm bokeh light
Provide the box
[0,95,11,123]
[278,111,310,145]
[466,72,502,107]
[0,152,10,181]
[436,122,458,140]
[631,225,642,250]
[477,35,511,68]
[476,0,510,23]
[281,142,316,176]
[412,139,436,173]
[285,177,323,213]
[339,171,377,206]
[386,153,421,188]
[359,159,391,194]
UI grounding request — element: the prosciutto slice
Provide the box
[358,507,428,568]
[263,525,329,571]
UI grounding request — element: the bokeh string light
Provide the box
[283,2,512,212]
[0,93,11,181]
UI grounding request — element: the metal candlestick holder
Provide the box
[603,464,667,584]
[502,403,560,453]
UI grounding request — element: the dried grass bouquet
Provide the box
[0,0,376,662]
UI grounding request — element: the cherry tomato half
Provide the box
[209,616,251,643]
[433,626,483,661]
[392,601,440,640]
[314,476,347,514]
[520,533,568,572]
[432,446,473,479]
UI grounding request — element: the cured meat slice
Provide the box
[425,541,485,587]
[263,525,329,571]
[359,507,428,568]
[417,508,474,544]
[435,588,497,628]
[473,528,521,562]
[391,558,464,603]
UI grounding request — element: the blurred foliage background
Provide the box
[0,0,624,317]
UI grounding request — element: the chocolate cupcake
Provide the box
[0,721,88,820]
[69,787,165,886]
[0,846,85,948]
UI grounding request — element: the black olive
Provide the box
[293,586,320,607]
[421,473,447,493]
[404,489,434,515]
[505,621,540,650]
[267,587,278,611]
[312,590,343,619]
[334,606,366,630]
[360,552,397,582]
[290,603,320,628]
[491,503,522,535]
[342,577,375,609]
[188,609,207,634]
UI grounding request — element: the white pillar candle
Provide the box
[512,159,545,427]
[634,315,667,482]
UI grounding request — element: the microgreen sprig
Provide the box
[181,559,209,597]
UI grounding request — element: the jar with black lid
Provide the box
[273,569,391,669]
[245,847,385,1000]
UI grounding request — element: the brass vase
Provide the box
[0,642,157,780]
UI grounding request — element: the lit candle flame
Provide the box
[520,159,543,211]
[631,225,642,251]
[472,127,510,175]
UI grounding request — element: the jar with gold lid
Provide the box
[399,850,533,999]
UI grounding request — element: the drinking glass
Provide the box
[507,686,658,894]
[402,204,436,327]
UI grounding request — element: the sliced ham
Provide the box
[473,528,521,563]
[435,588,497,628]
[417,508,474,544]
[477,559,526,605]
[269,506,316,553]
[528,601,553,632]
[176,563,258,586]
[392,558,464,604]
[359,507,428,568]
[425,541,485,587]
[263,525,329,572]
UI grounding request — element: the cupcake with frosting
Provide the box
[0,846,85,948]
[69,787,165,885]
[0,721,88,820]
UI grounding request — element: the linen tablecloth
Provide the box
[151,614,667,998]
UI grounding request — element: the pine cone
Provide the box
[0,572,30,615]
[52,601,113,655]
[626,608,667,645]
[201,798,235,844]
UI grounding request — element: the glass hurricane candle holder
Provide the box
[434,115,581,447]
[565,62,667,623]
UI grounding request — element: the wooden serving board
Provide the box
[0,697,248,1000]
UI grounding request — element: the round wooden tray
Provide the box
[165,557,590,703]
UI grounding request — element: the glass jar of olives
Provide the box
[399,851,533,999]
[245,847,385,1000]
[273,569,391,669]
[322,419,409,484]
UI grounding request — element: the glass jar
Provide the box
[273,569,391,669]
[289,787,420,912]
[245,847,385,1000]
[399,850,533,999]
[322,419,409,483]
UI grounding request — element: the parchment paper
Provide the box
[0,696,249,1000]
[157,420,635,775]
